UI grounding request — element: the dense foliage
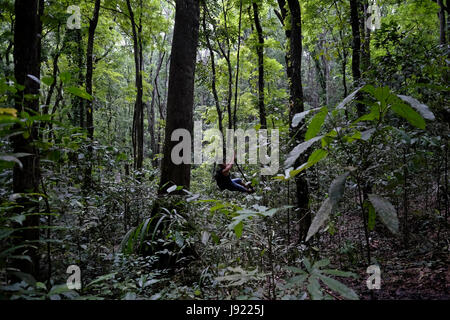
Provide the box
[0,0,448,300]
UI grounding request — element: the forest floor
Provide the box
[318,209,449,300]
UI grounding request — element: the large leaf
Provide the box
[284,135,323,168]
[306,172,350,241]
[317,274,359,300]
[41,76,54,86]
[397,95,435,120]
[291,108,320,127]
[360,128,376,141]
[313,259,330,268]
[307,277,323,300]
[390,102,426,129]
[368,194,399,234]
[85,273,117,289]
[288,149,328,178]
[66,87,93,101]
[0,154,23,169]
[305,107,328,140]
[336,86,363,110]
[59,72,71,84]
[328,172,350,205]
[306,198,333,242]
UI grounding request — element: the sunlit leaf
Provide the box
[305,107,328,140]
[285,135,323,168]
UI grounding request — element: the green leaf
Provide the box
[306,198,333,242]
[321,269,358,279]
[285,135,324,168]
[317,274,359,300]
[0,154,23,169]
[313,259,330,268]
[59,72,71,84]
[48,284,72,295]
[328,172,350,205]
[36,282,47,290]
[307,149,328,167]
[85,273,117,289]
[305,107,328,140]
[66,87,93,101]
[353,111,379,124]
[292,107,321,128]
[390,102,425,129]
[303,257,312,272]
[287,274,308,286]
[368,194,399,234]
[371,86,391,105]
[345,131,361,143]
[336,86,363,110]
[307,277,323,300]
[260,208,279,218]
[41,76,54,86]
[10,215,26,225]
[397,95,435,121]
[234,221,244,239]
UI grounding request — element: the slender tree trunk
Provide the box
[361,0,371,74]
[12,0,42,277]
[287,0,310,242]
[220,0,233,130]
[159,0,200,194]
[77,29,85,128]
[127,0,144,170]
[42,23,62,125]
[252,1,266,129]
[350,0,364,116]
[233,0,243,130]
[276,0,292,80]
[202,7,224,137]
[148,50,165,166]
[84,0,101,189]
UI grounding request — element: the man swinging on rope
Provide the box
[214,152,255,194]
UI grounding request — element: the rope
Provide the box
[235,162,249,183]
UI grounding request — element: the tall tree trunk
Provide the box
[349,0,363,116]
[220,0,233,130]
[361,0,371,74]
[252,1,266,129]
[12,0,42,277]
[127,0,144,170]
[76,29,85,128]
[42,23,62,121]
[276,0,292,82]
[202,6,224,137]
[159,0,200,194]
[148,50,165,166]
[287,0,310,242]
[84,0,101,189]
[233,0,243,130]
